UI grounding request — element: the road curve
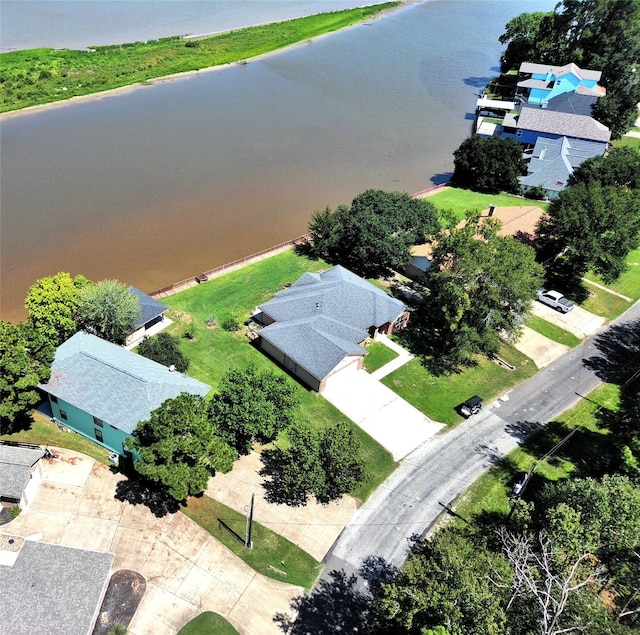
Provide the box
[320,300,640,584]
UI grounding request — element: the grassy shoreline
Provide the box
[0,3,399,115]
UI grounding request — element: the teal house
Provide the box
[40,332,210,460]
[516,62,605,106]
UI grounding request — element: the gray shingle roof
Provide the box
[0,444,44,501]
[521,135,606,192]
[511,106,610,143]
[40,332,210,434]
[258,266,408,381]
[0,541,113,635]
[545,92,597,117]
[129,286,167,329]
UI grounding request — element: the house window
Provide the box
[93,416,103,427]
[94,428,104,443]
[59,410,67,420]
[50,395,58,404]
[516,130,523,137]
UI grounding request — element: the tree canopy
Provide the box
[537,182,640,285]
[76,279,141,344]
[0,321,54,431]
[208,366,299,455]
[302,189,440,279]
[499,0,640,137]
[417,214,543,370]
[451,136,526,194]
[24,272,91,345]
[137,332,190,373]
[572,147,640,190]
[127,393,235,501]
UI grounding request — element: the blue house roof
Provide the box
[129,286,167,328]
[259,265,408,381]
[40,332,210,435]
[521,136,606,193]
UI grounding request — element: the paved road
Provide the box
[320,301,640,584]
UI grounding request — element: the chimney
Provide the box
[488,204,496,217]
[539,146,546,160]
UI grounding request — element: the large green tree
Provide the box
[0,321,54,431]
[137,332,189,373]
[572,147,640,190]
[24,272,91,345]
[499,0,640,137]
[451,136,526,194]
[127,393,235,501]
[76,279,141,344]
[537,183,640,284]
[303,189,440,279]
[419,214,543,370]
[208,366,299,455]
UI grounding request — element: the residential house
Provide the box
[125,286,168,347]
[0,443,45,509]
[0,540,113,635]
[502,104,610,147]
[515,62,605,106]
[254,265,410,392]
[520,135,606,198]
[39,332,210,460]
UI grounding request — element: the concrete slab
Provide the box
[142,541,195,594]
[43,448,94,487]
[27,481,82,514]
[129,583,195,635]
[323,370,445,461]
[514,325,570,368]
[196,539,256,595]
[110,525,156,571]
[60,515,119,553]
[176,563,243,615]
[532,302,606,338]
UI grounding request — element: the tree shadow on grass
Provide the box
[274,568,379,634]
[259,448,310,508]
[114,477,180,518]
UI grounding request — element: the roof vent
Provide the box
[169,364,176,372]
[315,302,320,310]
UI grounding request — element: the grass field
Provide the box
[363,340,399,373]
[178,612,239,635]
[382,344,537,426]
[449,383,619,526]
[612,135,640,150]
[0,413,110,464]
[525,315,581,348]
[181,495,322,588]
[0,3,398,113]
[163,250,396,504]
[426,187,549,222]
[583,247,640,302]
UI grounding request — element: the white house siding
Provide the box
[20,460,45,509]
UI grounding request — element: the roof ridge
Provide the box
[79,350,147,383]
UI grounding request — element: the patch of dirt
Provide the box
[92,569,146,635]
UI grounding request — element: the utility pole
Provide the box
[245,493,254,549]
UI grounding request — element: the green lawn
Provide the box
[163,250,396,503]
[0,413,110,464]
[426,187,549,222]
[450,383,619,525]
[382,344,537,426]
[178,612,239,635]
[181,495,322,588]
[525,315,581,348]
[580,287,633,321]
[583,247,640,302]
[612,135,640,149]
[0,3,398,113]
[363,340,399,373]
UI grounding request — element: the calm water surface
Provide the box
[0,0,555,321]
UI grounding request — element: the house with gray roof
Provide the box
[39,332,210,459]
[255,265,409,392]
[502,104,610,148]
[520,135,606,199]
[0,540,113,635]
[0,443,45,508]
[125,286,169,347]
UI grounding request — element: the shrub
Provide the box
[137,332,190,372]
[9,505,21,519]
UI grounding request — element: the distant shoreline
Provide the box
[0,1,416,120]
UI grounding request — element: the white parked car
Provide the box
[537,289,575,313]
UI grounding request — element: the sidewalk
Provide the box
[370,333,414,379]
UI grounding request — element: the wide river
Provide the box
[0,0,555,322]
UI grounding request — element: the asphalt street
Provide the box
[320,300,640,585]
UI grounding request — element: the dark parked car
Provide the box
[459,395,483,418]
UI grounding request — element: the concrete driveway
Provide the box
[514,325,569,368]
[322,369,444,461]
[1,449,302,635]
[532,301,605,338]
